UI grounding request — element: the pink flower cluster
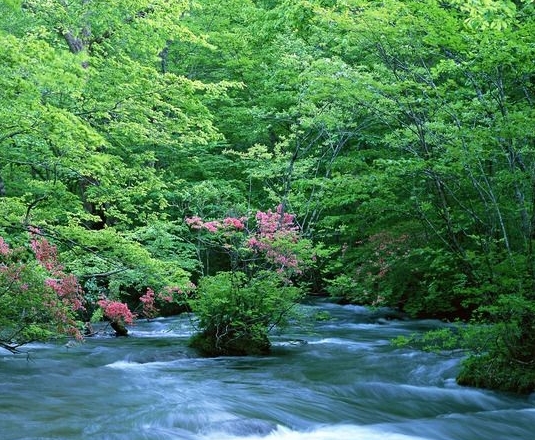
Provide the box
[97,299,136,325]
[0,237,11,256]
[255,204,297,239]
[157,288,175,303]
[139,287,158,318]
[186,216,246,232]
[159,283,196,301]
[45,274,84,311]
[30,233,63,274]
[187,205,305,276]
[1,232,85,341]
[138,283,197,319]
[265,249,300,274]
[247,205,303,274]
[29,230,84,313]
[223,217,246,230]
[29,230,85,339]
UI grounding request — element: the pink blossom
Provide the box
[203,221,221,232]
[186,205,306,277]
[158,291,174,303]
[45,274,84,311]
[159,286,181,302]
[30,235,63,274]
[0,237,11,256]
[185,216,203,229]
[1,232,85,341]
[98,299,136,324]
[247,237,261,248]
[139,288,155,304]
[223,217,245,230]
[255,205,298,239]
[186,217,224,232]
[140,287,158,318]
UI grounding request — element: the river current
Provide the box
[1,300,534,440]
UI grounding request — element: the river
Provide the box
[1,300,534,440]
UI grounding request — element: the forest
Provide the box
[1,0,535,393]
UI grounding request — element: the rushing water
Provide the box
[1,300,534,440]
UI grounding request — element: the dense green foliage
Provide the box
[1,0,535,391]
[190,271,302,355]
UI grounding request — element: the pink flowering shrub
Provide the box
[186,204,310,279]
[44,274,84,312]
[97,299,136,325]
[139,288,158,319]
[186,216,246,233]
[30,230,85,340]
[0,237,11,256]
[255,205,297,238]
[159,283,196,301]
[223,217,246,230]
[157,288,175,303]
[30,231,63,273]
[185,204,313,355]
[247,205,304,276]
[30,229,84,310]
[137,283,196,319]
[1,232,86,349]
[1,230,195,347]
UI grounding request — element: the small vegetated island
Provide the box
[1,0,535,394]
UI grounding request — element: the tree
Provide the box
[303,0,535,391]
[186,206,313,355]
[0,0,218,308]
[0,232,84,351]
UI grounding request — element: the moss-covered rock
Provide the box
[111,321,129,337]
[189,329,271,356]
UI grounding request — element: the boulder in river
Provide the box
[111,321,129,337]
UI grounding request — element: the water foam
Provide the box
[104,359,173,369]
[306,337,382,349]
[105,360,144,369]
[201,424,430,440]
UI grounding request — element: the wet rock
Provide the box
[111,321,128,336]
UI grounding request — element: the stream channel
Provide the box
[1,300,535,440]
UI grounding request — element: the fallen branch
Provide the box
[0,341,20,354]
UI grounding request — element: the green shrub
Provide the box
[458,354,535,394]
[189,271,303,355]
